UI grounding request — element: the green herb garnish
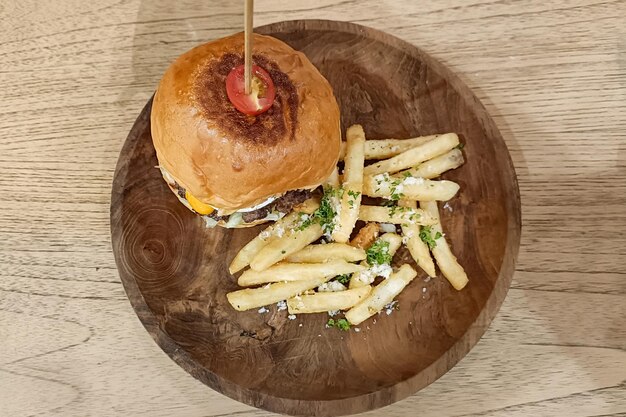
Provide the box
[389,177,405,201]
[366,239,392,266]
[347,190,361,209]
[327,318,350,331]
[455,143,465,150]
[335,274,351,285]
[347,190,361,199]
[296,187,340,233]
[419,226,441,249]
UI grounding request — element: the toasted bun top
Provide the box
[151,33,341,213]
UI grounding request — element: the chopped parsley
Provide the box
[383,202,408,217]
[402,171,413,178]
[296,186,340,233]
[347,190,361,208]
[327,318,350,331]
[419,226,442,249]
[366,239,392,266]
[347,190,361,199]
[455,143,465,150]
[335,274,351,285]
[389,177,404,201]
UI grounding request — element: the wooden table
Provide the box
[1,1,625,416]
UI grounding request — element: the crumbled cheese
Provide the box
[357,268,376,285]
[299,323,303,327]
[318,281,347,292]
[263,283,271,289]
[370,263,393,279]
[403,176,424,186]
[373,173,387,183]
[328,310,340,316]
[380,223,396,233]
[258,307,268,314]
[383,300,398,315]
[259,229,272,239]
[288,314,296,320]
[273,224,285,238]
[402,235,409,245]
[296,301,305,309]
[423,276,432,283]
[443,202,453,212]
[354,327,361,333]
[422,287,427,293]
[276,300,287,311]
[394,183,405,194]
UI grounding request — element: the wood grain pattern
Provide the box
[110,20,520,416]
[1,1,625,416]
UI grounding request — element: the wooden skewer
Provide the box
[244,0,253,95]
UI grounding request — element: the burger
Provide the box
[150,33,341,228]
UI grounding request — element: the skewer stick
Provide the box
[244,0,253,95]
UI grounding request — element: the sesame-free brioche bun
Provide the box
[151,32,341,215]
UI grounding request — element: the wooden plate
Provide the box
[111,20,521,417]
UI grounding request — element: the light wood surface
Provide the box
[1,1,625,416]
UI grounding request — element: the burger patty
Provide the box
[172,176,315,225]
[241,189,312,223]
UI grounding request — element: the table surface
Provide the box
[1,1,625,416]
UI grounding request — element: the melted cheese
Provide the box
[185,191,214,215]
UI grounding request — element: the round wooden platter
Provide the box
[111,20,521,417]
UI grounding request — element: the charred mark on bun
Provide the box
[194,53,299,144]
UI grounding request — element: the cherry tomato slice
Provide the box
[225,64,275,116]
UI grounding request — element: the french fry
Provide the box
[350,232,403,289]
[363,174,460,201]
[350,222,380,249]
[332,125,365,243]
[358,205,437,226]
[286,243,366,263]
[325,166,340,188]
[286,285,372,314]
[419,201,468,290]
[363,133,459,176]
[227,277,330,311]
[250,223,324,271]
[339,135,442,160]
[397,148,464,179]
[399,200,436,277]
[238,260,366,287]
[345,264,417,325]
[229,199,320,273]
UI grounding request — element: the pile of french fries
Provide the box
[227,125,468,328]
